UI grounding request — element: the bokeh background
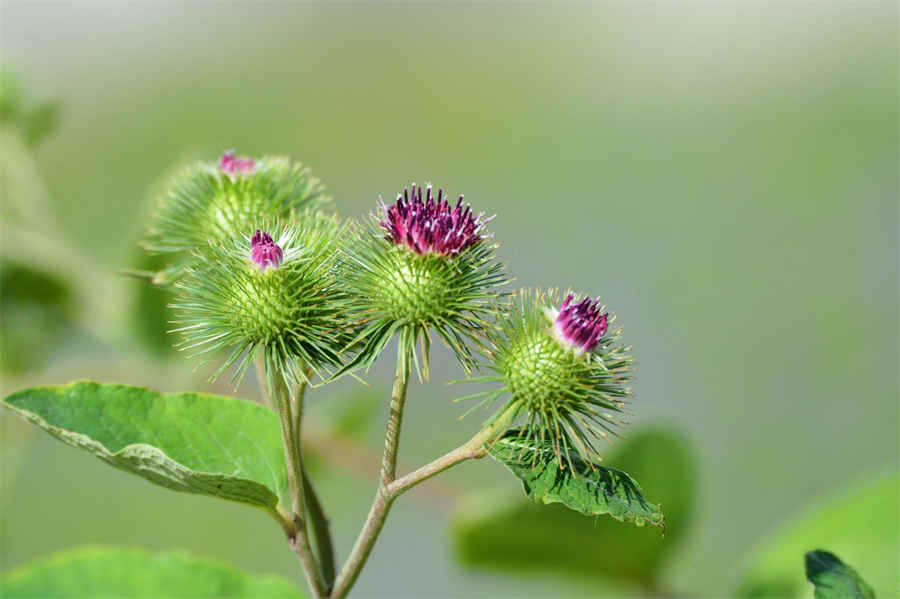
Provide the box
[1,2,897,597]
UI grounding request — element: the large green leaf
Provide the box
[737,469,897,597]
[455,429,693,588]
[805,550,875,599]
[2,381,288,511]
[0,546,304,598]
[488,427,665,527]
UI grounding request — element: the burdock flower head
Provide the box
[142,150,329,284]
[466,288,633,469]
[341,183,507,377]
[170,215,350,389]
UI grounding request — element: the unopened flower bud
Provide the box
[341,182,507,376]
[250,229,283,271]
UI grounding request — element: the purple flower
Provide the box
[552,293,609,354]
[250,229,283,271]
[379,183,492,256]
[220,150,255,176]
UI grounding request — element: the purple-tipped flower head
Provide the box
[552,293,609,354]
[250,229,283,271]
[379,183,492,256]
[220,150,255,176]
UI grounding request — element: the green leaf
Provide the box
[737,469,897,598]
[127,250,176,356]
[805,550,876,599]
[455,429,693,588]
[2,381,288,512]
[0,546,305,598]
[0,259,75,374]
[488,427,665,527]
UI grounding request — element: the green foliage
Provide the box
[2,381,289,512]
[454,429,693,588]
[805,550,876,599]
[128,250,176,356]
[0,68,59,147]
[0,259,75,374]
[488,427,664,527]
[0,546,305,598]
[328,389,381,438]
[737,469,897,597]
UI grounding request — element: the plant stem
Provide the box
[381,357,410,485]
[272,373,328,599]
[303,467,336,592]
[329,402,519,599]
[328,355,409,599]
[294,370,337,593]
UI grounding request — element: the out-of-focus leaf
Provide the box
[805,550,875,599]
[454,429,694,588]
[3,381,289,512]
[0,69,58,147]
[128,250,176,356]
[22,101,59,147]
[488,427,665,527]
[0,546,305,598]
[329,389,380,438]
[0,68,23,122]
[0,259,75,374]
[737,469,897,598]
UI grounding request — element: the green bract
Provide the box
[143,155,329,284]
[171,215,350,388]
[466,288,633,467]
[340,219,507,378]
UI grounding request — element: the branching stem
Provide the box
[329,401,519,599]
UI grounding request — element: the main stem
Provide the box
[272,373,328,599]
[329,402,519,599]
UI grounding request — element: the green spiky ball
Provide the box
[467,289,633,465]
[143,155,329,284]
[171,215,349,387]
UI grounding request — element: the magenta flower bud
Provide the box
[250,229,283,271]
[379,183,492,256]
[552,293,609,354]
[220,150,255,176]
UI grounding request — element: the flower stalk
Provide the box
[269,370,328,599]
[329,398,520,599]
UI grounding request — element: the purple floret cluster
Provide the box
[220,150,254,176]
[250,229,283,271]
[553,293,609,354]
[379,183,492,256]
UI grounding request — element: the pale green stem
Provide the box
[381,358,410,485]
[272,373,328,599]
[329,402,520,599]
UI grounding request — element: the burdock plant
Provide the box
[2,155,664,599]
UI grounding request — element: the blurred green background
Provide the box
[1,2,897,597]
